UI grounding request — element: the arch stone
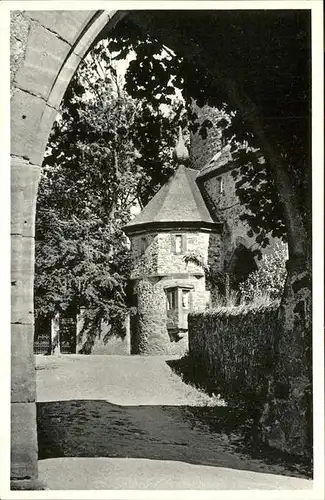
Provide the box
[11,10,127,166]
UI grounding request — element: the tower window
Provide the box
[175,235,182,254]
[218,177,224,194]
[140,237,146,254]
[173,234,187,254]
[166,288,177,310]
[182,289,191,309]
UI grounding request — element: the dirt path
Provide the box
[36,355,312,490]
[36,354,222,406]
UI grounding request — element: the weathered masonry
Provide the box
[123,130,282,355]
[196,143,284,277]
[123,132,221,354]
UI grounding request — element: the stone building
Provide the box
[196,143,284,286]
[123,131,284,355]
[123,132,221,355]
[33,128,283,358]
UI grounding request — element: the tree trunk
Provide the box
[260,257,312,456]
[228,83,312,457]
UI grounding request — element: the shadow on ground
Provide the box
[165,357,312,480]
[37,399,311,479]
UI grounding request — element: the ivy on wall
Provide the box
[188,302,281,404]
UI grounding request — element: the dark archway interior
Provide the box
[228,245,258,289]
[113,10,311,127]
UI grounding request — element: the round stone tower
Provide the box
[123,130,221,354]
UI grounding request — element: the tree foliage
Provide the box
[35,78,137,339]
[107,12,311,247]
[35,11,310,341]
[238,243,288,303]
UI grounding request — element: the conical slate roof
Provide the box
[124,165,217,234]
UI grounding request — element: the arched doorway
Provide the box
[228,244,258,291]
[9,8,313,489]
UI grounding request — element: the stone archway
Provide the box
[9,8,313,489]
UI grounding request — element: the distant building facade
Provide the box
[196,145,283,291]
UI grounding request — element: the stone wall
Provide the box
[202,169,255,256]
[10,12,31,92]
[259,260,312,457]
[130,230,218,278]
[207,232,223,274]
[128,229,223,354]
[157,232,208,276]
[202,168,284,273]
[79,335,130,355]
[191,288,210,311]
[204,169,241,219]
[130,232,158,279]
[130,272,213,355]
[132,275,210,355]
[10,11,125,487]
[76,313,130,355]
[189,104,226,170]
[128,230,217,354]
[188,296,312,458]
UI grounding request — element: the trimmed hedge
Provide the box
[188,302,281,403]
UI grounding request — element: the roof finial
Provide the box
[173,126,189,164]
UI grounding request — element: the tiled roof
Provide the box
[124,165,216,233]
